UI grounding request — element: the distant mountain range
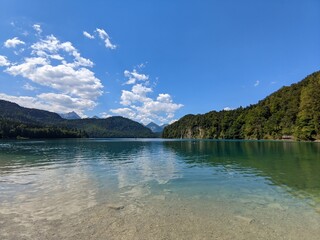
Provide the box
[0,100,155,139]
[145,122,168,133]
[163,71,320,141]
[59,111,81,120]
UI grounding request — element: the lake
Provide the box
[1,139,320,239]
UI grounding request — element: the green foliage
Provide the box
[66,117,155,138]
[0,118,86,139]
[163,71,320,141]
[295,74,320,140]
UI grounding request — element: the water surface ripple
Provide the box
[1,139,320,239]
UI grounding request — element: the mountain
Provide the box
[0,100,85,139]
[146,122,169,133]
[67,117,155,138]
[0,100,156,139]
[146,122,163,133]
[59,111,81,120]
[163,71,320,141]
[0,99,63,124]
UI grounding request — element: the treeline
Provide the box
[0,118,87,139]
[163,71,320,141]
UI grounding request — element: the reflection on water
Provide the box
[164,140,320,205]
[0,139,320,221]
[0,139,183,219]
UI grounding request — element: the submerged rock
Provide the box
[107,204,125,210]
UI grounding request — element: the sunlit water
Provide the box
[1,139,320,239]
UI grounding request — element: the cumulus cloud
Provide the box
[254,80,260,87]
[83,31,95,39]
[96,28,116,49]
[110,69,183,125]
[124,69,149,85]
[4,37,25,48]
[6,61,102,99]
[38,93,97,112]
[120,84,152,106]
[0,27,103,116]
[30,35,93,67]
[0,55,10,66]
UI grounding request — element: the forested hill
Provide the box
[163,71,320,141]
[0,100,155,139]
[0,99,63,124]
[67,117,155,138]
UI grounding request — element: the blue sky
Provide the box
[0,0,319,124]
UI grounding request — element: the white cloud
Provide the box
[100,112,112,118]
[0,55,10,66]
[38,93,96,113]
[6,59,102,99]
[30,35,93,67]
[223,107,233,111]
[157,93,171,103]
[124,69,149,85]
[254,80,260,87]
[120,84,152,106]
[23,83,37,91]
[130,93,183,122]
[4,37,25,48]
[83,31,95,39]
[110,69,183,125]
[110,108,136,119]
[96,28,116,49]
[1,28,103,116]
[33,24,42,34]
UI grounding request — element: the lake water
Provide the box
[1,139,320,239]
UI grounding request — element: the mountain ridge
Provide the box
[59,111,81,120]
[0,100,155,139]
[146,122,168,133]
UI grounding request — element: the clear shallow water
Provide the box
[1,139,320,239]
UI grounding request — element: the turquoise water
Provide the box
[1,139,320,239]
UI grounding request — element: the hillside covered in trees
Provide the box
[66,117,156,138]
[0,100,155,139]
[163,71,320,141]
